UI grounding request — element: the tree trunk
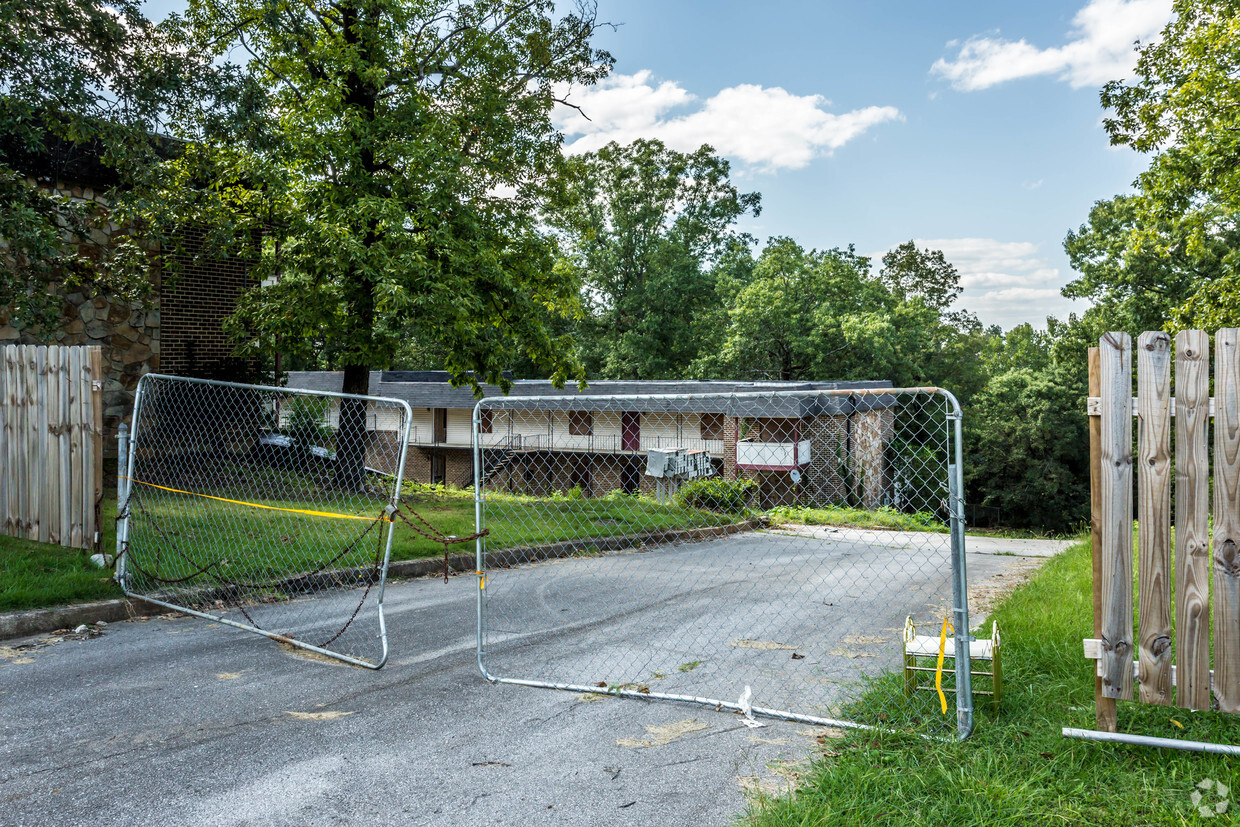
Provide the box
[337,362,370,492]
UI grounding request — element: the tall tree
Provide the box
[1061,195,1224,333]
[1100,0,1240,329]
[547,138,760,379]
[0,0,209,331]
[152,0,613,487]
[879,240,962,313]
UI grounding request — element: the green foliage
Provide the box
[548,138,760,379]
[142,0,613,394]
[879,240,962,312]
[1092,0,1240,330]
[965,361,1089,533]
[0,0,211,331]
[674,478,756,514]
[284,397,333,454]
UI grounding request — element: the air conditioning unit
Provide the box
[646,448,681,478]
[685,450,714,479]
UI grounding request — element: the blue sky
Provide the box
[145,0,1168,330]
[564,0,1170,330]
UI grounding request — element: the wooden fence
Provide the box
[0,345,104,551]
[1085,330,1240,731]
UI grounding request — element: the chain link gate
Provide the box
[116,374,412,668]
[473,388,973,738]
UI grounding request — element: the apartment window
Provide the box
[480,408,493,434]
[568,410,594,436]
[700,412,725,440]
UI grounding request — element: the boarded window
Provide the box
[480,408,493,434]
[569,410,594,436]
[700,413,725,440]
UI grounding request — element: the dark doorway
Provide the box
[621,412,640,451]
[621,458,641,494]
[569,457,593,496]
[432,408,447,443]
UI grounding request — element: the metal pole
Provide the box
[944,389,974,740]
[1063,727,1240,756]
[114,423,129,584]
[474,400,490,680]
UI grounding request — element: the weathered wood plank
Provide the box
[88,346,103,552]
[45,346,61,547]
[1176,329,1212,710]
[35,346,49,543]
[1100,333,1135,701]
[1137,331,1173,704]
[1215,329,1240,712]
[4,346,17,539]
[67,347,83,549]
[58,346,72,547]
[1089,347,1119,730]
[0,346,7,540]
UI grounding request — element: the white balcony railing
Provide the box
[736,439,812,469]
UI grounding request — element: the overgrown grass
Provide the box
[768,504,947,533]
[744,538,1240,826]
[0,496,122,611]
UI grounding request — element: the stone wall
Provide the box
[1,180,254,453]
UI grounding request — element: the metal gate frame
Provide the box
[471,387,974,739]
[115,374,412,669]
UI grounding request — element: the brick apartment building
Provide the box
[285,371,899,511]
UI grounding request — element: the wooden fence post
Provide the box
[1100,333,1135,703]
[1089,347,1119,730]
[1176,330,1212,710]
[1137,332,1172,704]
[1215,329,1240,712]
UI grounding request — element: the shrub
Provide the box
[674,477,756,513]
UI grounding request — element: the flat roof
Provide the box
[284,372,896,416]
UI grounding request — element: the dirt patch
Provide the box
[275,640,369,667]
[616,719,709,748]
[731,639,796,651]
[738,758,811,798]
[969,556,1048,622]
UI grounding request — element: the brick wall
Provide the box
[159,227,252,376]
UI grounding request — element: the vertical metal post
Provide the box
[114,423,129,584]
[946,391,974,740]
[474,400,490,680]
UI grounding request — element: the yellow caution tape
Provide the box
[936,616,954,715]
[124,478,387,522]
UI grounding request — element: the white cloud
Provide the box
[931,0,1172,91]
[555,71,903,171]
[886,238,1083,329]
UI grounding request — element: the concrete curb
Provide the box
[0,597,176,642]
[1,518,762,641]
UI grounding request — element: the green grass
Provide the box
[1,484,735,612]
[768,504,947,533]
[0,496,123,611]
[743,538,1240,826]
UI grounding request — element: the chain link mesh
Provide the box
[476,388,970,735]
[118,374,411,668]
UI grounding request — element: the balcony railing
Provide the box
[736,438,812,469]
[405,426,724,455]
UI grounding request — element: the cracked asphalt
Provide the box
[0,532,1066,826]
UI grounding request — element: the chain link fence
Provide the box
[117,374,412,668]
[474,388,973,738]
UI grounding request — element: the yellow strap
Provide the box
[124,477,387,522]
[936,616,954,715]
